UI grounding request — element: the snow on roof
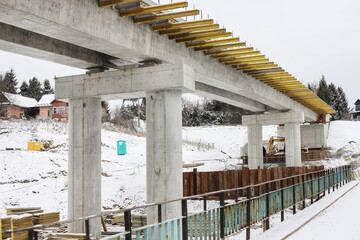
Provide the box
[36,94,55,107]
[1,92,38,108]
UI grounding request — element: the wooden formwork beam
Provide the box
[134,10,199,24]
[159,24,219,35]
[99,0,140,8]
[120,1,188,17]
[186,37,239,48]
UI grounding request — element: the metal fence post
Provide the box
[302,175,306,209]
[220,192,225,239]
[28,229,34,240]
[323,170,326,197]
[333,169,335,192]
[280,179,284,222]
[182,199,188,240]
[246,186,251,240]
[317,172,320,200]
[124,210,132,240]
[310,173,314,204]
[85,219,90,240]
[292,177,296,215]
[265,183,270,230]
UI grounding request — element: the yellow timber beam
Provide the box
[226,58,269,65]
[159,24,219,35]
[169,29,225,40]
[281,89,312,94]
[134,10,199,24]
[205,47,254,56]
[220,55,266,63]
[242,67,284,74]
[237,62,277,71]
[177,32,232,43]
[99,0,140,8]
[261,78,297,83]
[152,19,213,31]
[186,37,239,48]
[213,50,261,59]
[251,72,291,79]
[120,2,188,17]
[194,42,246,51]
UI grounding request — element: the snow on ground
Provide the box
[0,119,359,222]
[229,180,360,240]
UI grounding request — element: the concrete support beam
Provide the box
[55,64,195,101]
[146,89,183,224]
[0,22,116,69]
[68,97,102,238]
[195,82,266,112]
[247,124,263,169]
[284,123,301,167]
[242,111,304,125]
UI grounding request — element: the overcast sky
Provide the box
[0,0,359,106]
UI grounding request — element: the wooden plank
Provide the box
[134,10,199,24]
[120,2,188,17]
[99,0,140,8]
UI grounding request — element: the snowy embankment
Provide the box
[0,120,359,219]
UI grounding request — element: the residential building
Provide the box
[0,92,38,119]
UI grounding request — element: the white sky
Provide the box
[0,0,359,106]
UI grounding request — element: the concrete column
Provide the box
[146,89,183,225]
[68,97,102,238]
[247,124,263,169]
[284,122,301,167]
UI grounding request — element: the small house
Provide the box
[36,94,54,119]
[50,99,68,121]
[0,92,38,119]
[351,99,360,120]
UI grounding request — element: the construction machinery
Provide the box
[264,136,308,156]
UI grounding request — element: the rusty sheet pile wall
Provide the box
[183,166,325,198]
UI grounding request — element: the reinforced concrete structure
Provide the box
[0,0,335,237]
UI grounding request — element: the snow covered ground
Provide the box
[0,119,359,224]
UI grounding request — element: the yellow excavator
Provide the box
[264,136,308,156]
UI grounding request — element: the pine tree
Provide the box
[101,101,111,122]
[328,83,339,120]
[42,79,54,94]
[27,77,42,101]
[19,81,29,96]
[316,75,330,104]
[1,69,18,93]
[336,86,349,119]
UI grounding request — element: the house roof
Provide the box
[36,94,55,107]
[355,99,360,105]
[1,92,38,108]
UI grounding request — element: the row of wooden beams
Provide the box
[120,2,188,17]
[180,32,232,44]
[186,37,239,48]
[153,19,213,30]
[205,47,253,56]
[99,0,139,8]
[261,78,297,83]
[159,24,219,35]
[134,10,199,24]
[169,28,225,40]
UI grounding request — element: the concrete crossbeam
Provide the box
[55,64,196,101]
[195,82,266,112]
[0,0,318,121]
[242,111,305,125]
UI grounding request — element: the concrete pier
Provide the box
[68,97,102,238]
[247,124,263,169]
[146,89,183,224]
